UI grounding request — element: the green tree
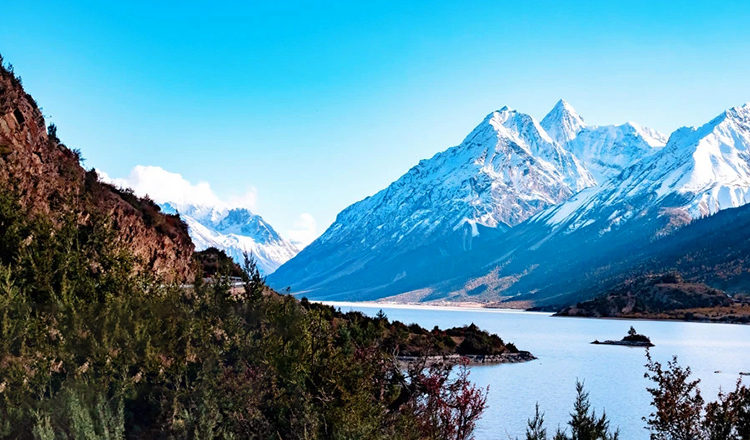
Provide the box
[522,382,618,440]
[526,403,547,440]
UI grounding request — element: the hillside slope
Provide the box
[556,273,731,317]
[554,273,750,324]
[0,62,194,281]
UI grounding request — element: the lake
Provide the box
[324,302,750,439]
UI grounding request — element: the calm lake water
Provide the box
[324,302,750,440]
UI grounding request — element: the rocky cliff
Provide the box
[0,62,194,282]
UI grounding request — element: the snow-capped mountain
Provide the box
[161,203,300,275]
[540,99,586,144]
[535,103,750,233]
[269,106,596,298]
[542,99,667,183]
[271,101,750,304]
[329,106,595,241]
[420,103,750,306]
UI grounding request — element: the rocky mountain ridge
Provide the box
[534,103,750,234]
[421,103,750,306]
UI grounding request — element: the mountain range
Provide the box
[542,99,667,183]
[269,100,750,306]
[160,203,300,275]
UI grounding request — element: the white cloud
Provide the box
[227,187,258,211]
[99,165,316,247]
[98,165,256,211]
[287,213,317,248]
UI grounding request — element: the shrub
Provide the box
[0,186,489,439]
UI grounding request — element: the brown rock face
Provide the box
[0,66,194,282]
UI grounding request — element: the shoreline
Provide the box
[554,313,750,326]
[315,300,750,326]
[314,300,552,315]
[397,351,537,367]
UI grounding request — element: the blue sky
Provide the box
[2,0,750,242]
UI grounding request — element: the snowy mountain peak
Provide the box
[620,122,669,147]
[726,103,750,121]
[537,103,750,232]
[160,203,300,275]
[541,107,668,184]
[541,99,586,144]
[268,104,605,296]
[466,107,595,191]
[215,208,284,244]
[551,99,582,120]
[270,101,750,302]
[663,103,750,159]
[482,107,569,159]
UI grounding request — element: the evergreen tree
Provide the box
[526,403,547,440]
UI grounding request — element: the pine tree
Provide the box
[526,403,547,440]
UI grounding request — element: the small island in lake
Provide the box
[592,326,654,347]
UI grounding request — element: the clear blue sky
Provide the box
[2,0,750,241]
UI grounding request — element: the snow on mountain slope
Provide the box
[269,107,595,296]
[325,107,594,245]
[411,102,750,307]
[540,99,586,144]
[534,103,750,233]
[542,100,667,183]
[564,122,667,184]
[161,203,300,275]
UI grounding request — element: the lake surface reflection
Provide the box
[325,303,750,439]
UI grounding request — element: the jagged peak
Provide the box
[665,103,750,151]
[481,106,516,124]
[482,106,559,148]
[541,99,586,144]
[548,99,583,120]
[704,103,750,127]
[474,107,528,134]
[552,99,581,117]
[726,102,750,121]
